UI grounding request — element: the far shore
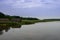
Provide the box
[0,12,60,26]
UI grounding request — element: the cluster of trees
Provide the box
[21,17,39,20]
[0,12,39,20]
[0,12,60,21]
[0,12,21,18]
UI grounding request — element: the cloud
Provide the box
[12,0,42,8]
[0,0,60,8]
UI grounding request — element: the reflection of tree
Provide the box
[0,25,21,35]
[0,31,3,35]
[11,25,21,28]
[4,26,10,32]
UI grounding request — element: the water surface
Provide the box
[0,21,60,40]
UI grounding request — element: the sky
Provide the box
[0,0,60,19]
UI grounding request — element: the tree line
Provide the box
[0,12,39,20]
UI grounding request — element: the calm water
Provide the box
[0,21,60,40]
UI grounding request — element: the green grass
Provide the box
[21,19,60,25]
[21,20,41,25]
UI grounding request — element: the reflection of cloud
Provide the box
[0,0,60,8]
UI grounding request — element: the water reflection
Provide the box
[0,25,21,35]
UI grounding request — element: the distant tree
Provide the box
[21,17,39,20]
[11,16,21,18]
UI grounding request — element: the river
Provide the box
[0,21,60,40]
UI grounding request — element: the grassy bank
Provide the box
[21,19,60,25]
[0,20,40,26]
[21,20,41,25]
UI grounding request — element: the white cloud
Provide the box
[12,0,42,8]
[0,0,60,8]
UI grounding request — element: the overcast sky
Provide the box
[0,0,60,19]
